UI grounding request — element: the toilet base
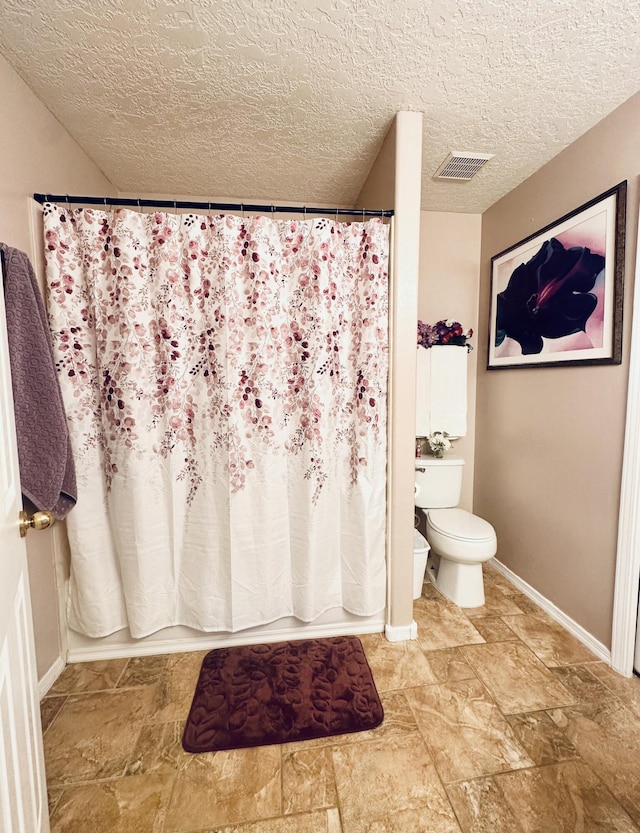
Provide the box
[427,555,486,608]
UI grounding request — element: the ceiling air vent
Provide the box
[433,151,494,181]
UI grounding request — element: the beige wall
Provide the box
[0,54,115,680]
[358,111,424,636]
[418,212,482,511]
[476,92,640,648]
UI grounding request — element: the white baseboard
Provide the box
[491,560,611,664]
[67,618,386,663]
[384,620,418,642]
[38,656,66,699]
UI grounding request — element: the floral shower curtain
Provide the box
[43,204,389,638]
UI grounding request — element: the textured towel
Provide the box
[2,244,76,518]
[415,344,467,438]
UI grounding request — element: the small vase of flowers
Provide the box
[418,319,473,351]
[427,431,452,458]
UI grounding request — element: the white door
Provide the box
[0,270,50,832]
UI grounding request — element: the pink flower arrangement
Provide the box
[417,319,473,350]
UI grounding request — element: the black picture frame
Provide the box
[488,181,626,369]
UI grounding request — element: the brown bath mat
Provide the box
[182,636,384,752]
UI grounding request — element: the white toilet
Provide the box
[415,455,497,607]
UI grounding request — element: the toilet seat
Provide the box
[427,508,495,543]
[426,508,497,563]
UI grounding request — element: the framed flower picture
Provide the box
[488,181,626,369]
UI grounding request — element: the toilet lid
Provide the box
[428,508,495,543]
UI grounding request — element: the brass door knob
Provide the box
[19,510,55,538]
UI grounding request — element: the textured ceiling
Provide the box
[1,0,639,213]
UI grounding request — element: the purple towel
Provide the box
[2,244,76,519]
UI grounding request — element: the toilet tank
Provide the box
[415,455,464,509]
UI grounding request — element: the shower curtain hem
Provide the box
[68,600,388,640]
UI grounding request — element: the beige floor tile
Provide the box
[48,787,63,817]
[445,776,523,833]
[414,599,485,651]
[40,695,66,733]
[423,647,477,683]
[496,760,639,832]
[331,735,460,832]
[468,617,520,643]
[47,659,129,695]
[164,745,281,831]
[49,773,175,833]
[43,687,155,785]
[117,654,168,687]
[549,699,640,825]
[327,807,343,833]
[483,567,520,596]
[504,593,548,616]
[342,806,462,832]
[505,711,579,766]
[462,583,525,618]
[179,810,343,833]
[588,663,640,721]
[406,679,533,783]
[461,642,576,714]
[282,746,337,814]
[350,689,421,743]
[549,663,619,706]
[126,720,191,775]
[148,649,209,723]
[419,578,444,601]
[360,632,437,690]
[500,614,597,666]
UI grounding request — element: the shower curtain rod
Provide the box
[33,193,394,218]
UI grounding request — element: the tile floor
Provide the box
[41,564,640,832]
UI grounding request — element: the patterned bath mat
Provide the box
[182,636,384,752]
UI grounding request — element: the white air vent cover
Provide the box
[433,152,494,181]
